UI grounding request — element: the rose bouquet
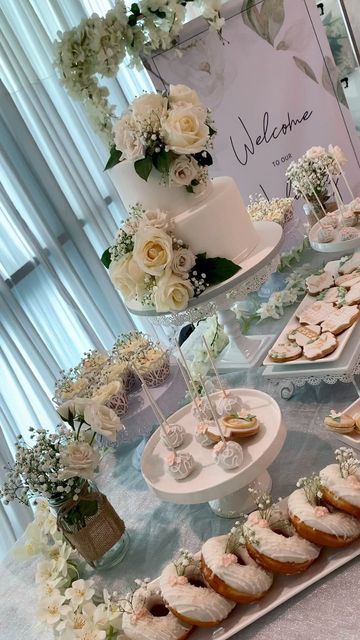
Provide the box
[107,84,216,193]
[102,204,240,312]
[286,145,346,204]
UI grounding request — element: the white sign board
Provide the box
[147,0,360,205]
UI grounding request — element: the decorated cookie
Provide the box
[324,410,355,433]
[288,324,321,347]
[317,286,347,306]
[324,259,342,278]
[303,332,337,361]
[339,251,360,275]
[268,342,302,363]
[320,305,360,335]
[345,283,360,305]
[222,413,259,438]
[335,271,360,289]
[317,226,335,243]
[339,227,359,241]
[297,301,334,325]
[306,272,334,295]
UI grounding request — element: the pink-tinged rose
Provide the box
[166,452,176,466]
[221,553,238,567]
[346,475,360,489]
[130,607,149,625]
[314,506,329,517]
[196,423,209,434]
[168,575,189,586]
[213,441,226,454]
[258,519,270,528]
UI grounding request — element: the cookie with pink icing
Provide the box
[335,270,360,288]
[345,283,360,305]
[320,305,360,335]
[303,332,337,360]
[288,324,321,347]
[268,342,302,363]
[297,301,334,325]
[339,251,360,275]
[306,272,334,295]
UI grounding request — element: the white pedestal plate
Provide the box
[127,221,283,371]
[141,388,286,517]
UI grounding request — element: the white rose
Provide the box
[138,209,170,230]
[162,106,209,155]
[84,404,123,442]
[59,441,100,480]
[168,84,202,108]
[57,396,94,420]
[114,113,145,161]
[91,381,122,404]
[133,227,173,276]
[305,146,326,160]
[109,254,146,300]
[328,144,347,168]
[131,92,167,122]
[171,248,196,277]
[154,268,194,312]
[168,155,200,187]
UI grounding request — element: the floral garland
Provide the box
[54,0,224,146]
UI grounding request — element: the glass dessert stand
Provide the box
[141,388,286,518]
[126,221,283,371]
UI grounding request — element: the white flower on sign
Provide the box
[162,105,209,155]
[59,441,100,480]
[84,404,123,442]
[65,578,95,609]
[133,227,173,276]
[154,268,194,312]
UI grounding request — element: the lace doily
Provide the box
[151,255,280,327]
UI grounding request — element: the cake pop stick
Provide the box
[133,365,174,447]
[177,342,201,400]
[202,336,227,397]
[200,375,226,443]
[178,359,201,411]
[331,152,354,200]
[326,170,345,213]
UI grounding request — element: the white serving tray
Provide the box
[141,388,285,504]
[263,293,359,367]
[149,527,360,639]
[309,218,360,253]
[335,398,360,450]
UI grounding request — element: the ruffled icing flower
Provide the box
[168,575,189,587]
[220,553,238,567]
[346,475,360,489]
[130,607,149,625]
[314,506,329,517]
[247,513,269,528]
[166,452,177,466]
[213,441,226,455]
[196,423,209,434]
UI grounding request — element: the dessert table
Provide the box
[1,367,360,640]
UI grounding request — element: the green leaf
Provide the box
[208,125,217,137]
[194,255,241,289]
[134,156,153,181]
[101,247,111,269]
[130,3,140,15]
[128,14,137,26]
[260,0,285,46]
[104,145,122,170]
[293,56,318,84]
[149,8,166,18]
[152,149,171,174]
[186,185,194,193]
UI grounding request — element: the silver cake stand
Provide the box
[126,221,283,371]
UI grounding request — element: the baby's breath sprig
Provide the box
[335,447,360,478]
[174,549,198,576]
[225,518,257,553]
[296,474,323,506]
[248,488,275,521]
[112,578,151,615]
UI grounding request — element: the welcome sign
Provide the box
[147,0,360,204]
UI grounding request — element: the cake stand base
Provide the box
[216,307,275,370]
[208,470,272,518]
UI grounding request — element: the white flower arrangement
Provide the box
[286,145,346,202]
[54,1,224,145]
[102,204,240,312]
[247,194,294,227]
[109,84,216,192]
[334,447,360,479]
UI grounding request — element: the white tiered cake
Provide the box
[111,161,258,264]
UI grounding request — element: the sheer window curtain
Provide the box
[0,0,155,558]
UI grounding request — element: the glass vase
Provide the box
[49,481,129,570]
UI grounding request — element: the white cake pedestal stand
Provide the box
[126,221,283,371]
[141,388,286,518]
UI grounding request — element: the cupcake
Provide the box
[54,371,89,405]
[91,380,128,416]
[101,359,137,394]
[77,349,109,380]
[133,345,170,387]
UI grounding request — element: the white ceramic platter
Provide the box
[309,218,360,253]
[334,398,360,450]
[263,293,359,367]
[126,221,282,316]
[141,388,285,503]
[148,539,360,640]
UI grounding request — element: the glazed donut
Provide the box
[244,507,320,574]
[200,534,273,603]
[288,488,360,547]
[122,585,192,640]
[320,463,360,518]
[160,556,235,627]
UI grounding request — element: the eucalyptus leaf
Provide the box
[101,247,111,269]
[242,0,271,43]
[134,156,153,181]
[104,145,122,170]
[293,56,318,84]
[276,40,288,51]
[260,0,285,46]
